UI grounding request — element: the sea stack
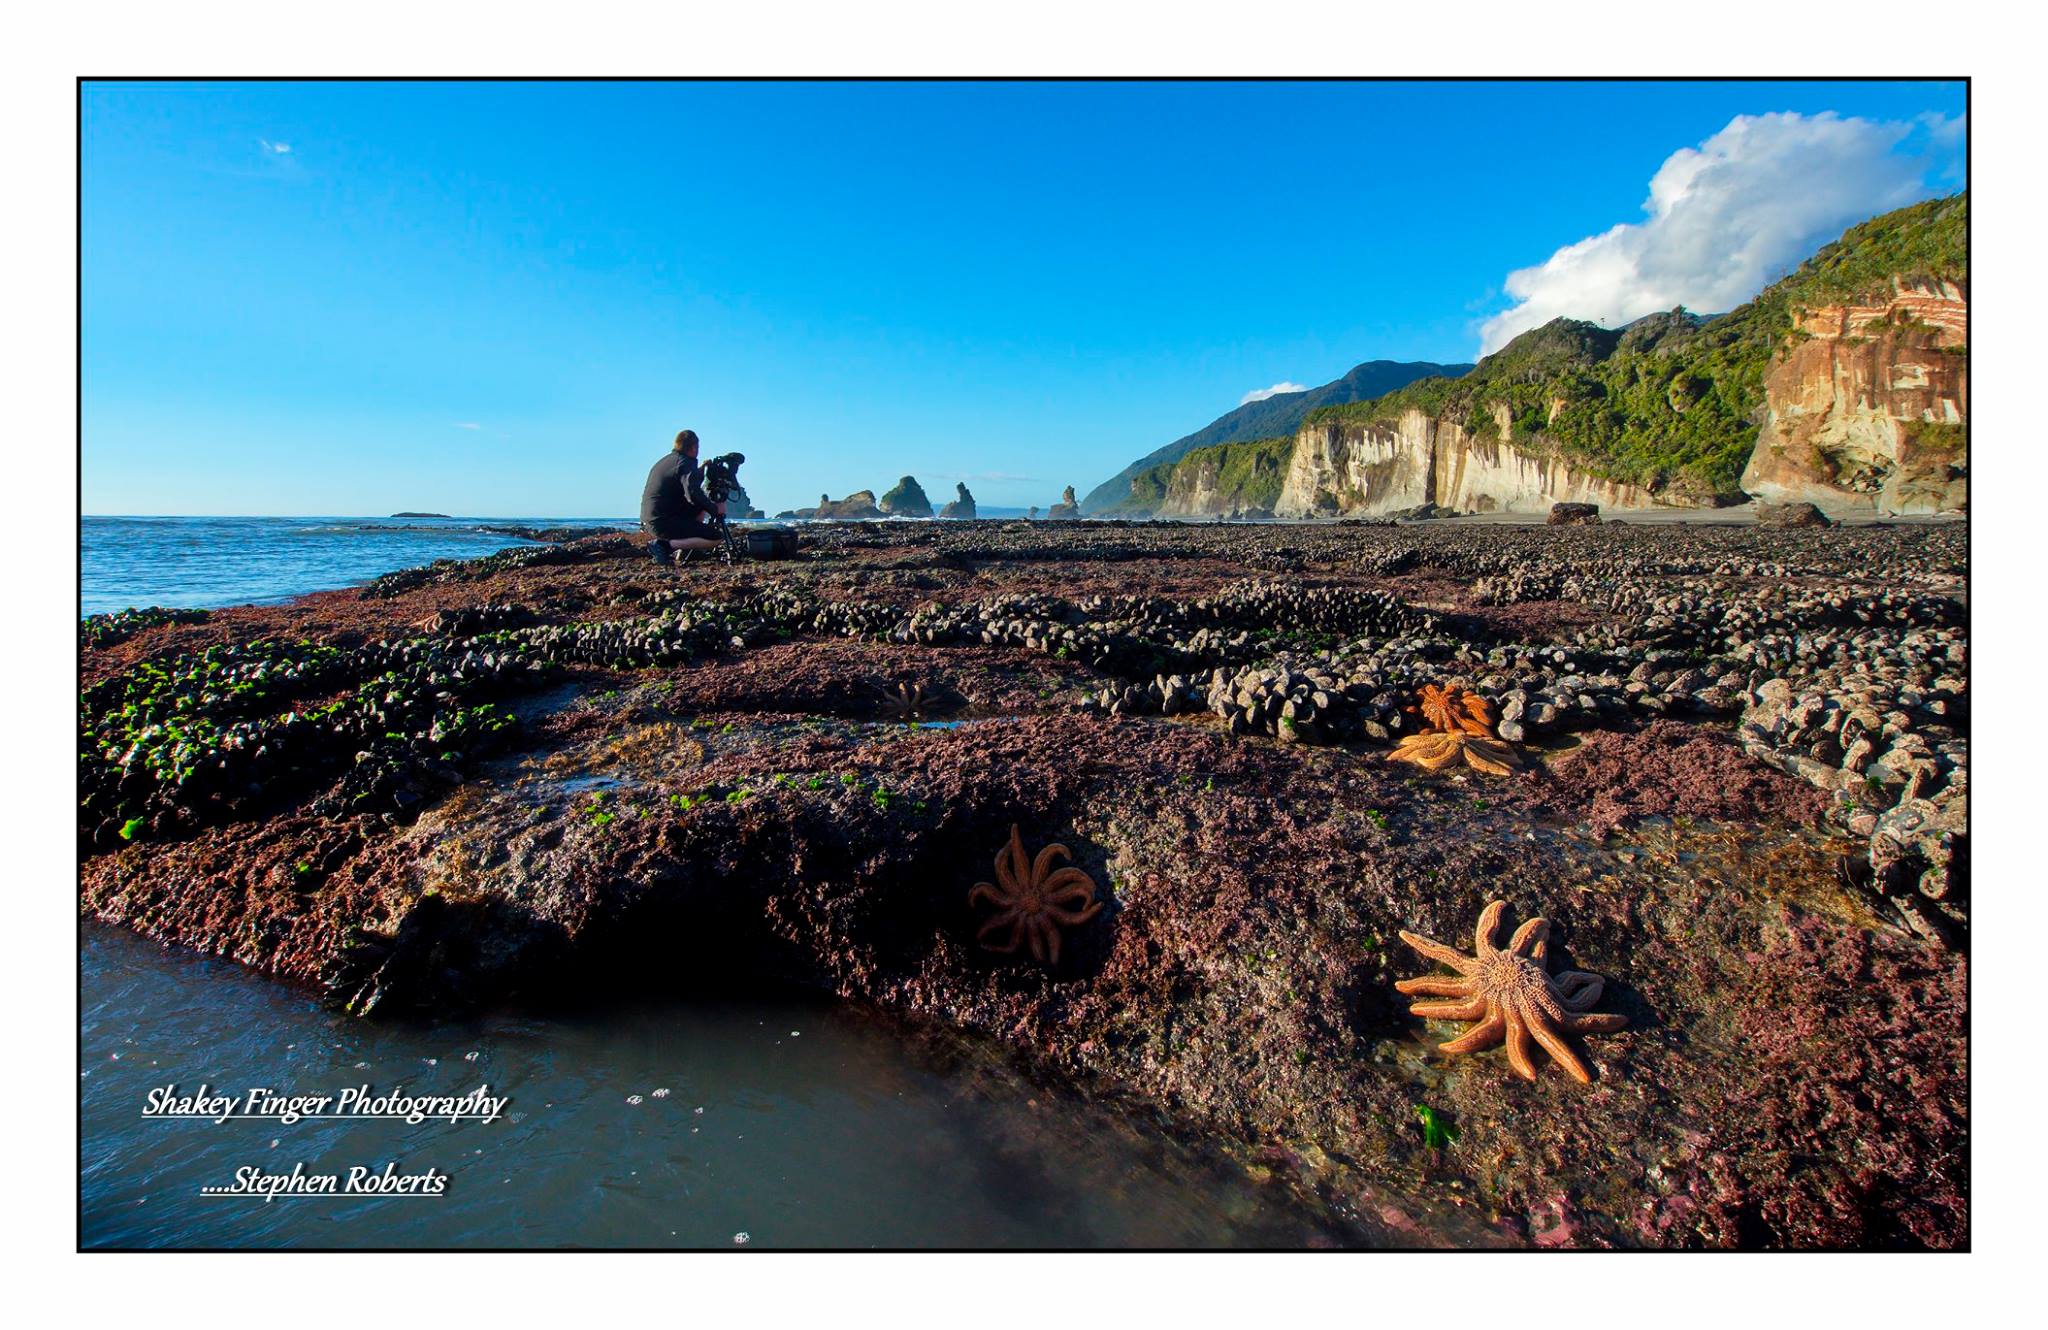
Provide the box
[939,482,977,519]
[1047,486,1080,520]
[879,476,934,517]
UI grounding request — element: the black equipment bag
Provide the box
[743,526,799,560]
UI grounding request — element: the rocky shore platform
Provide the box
[80,518,1967,1248]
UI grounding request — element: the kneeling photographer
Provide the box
[640,429,744,566]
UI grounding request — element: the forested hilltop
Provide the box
[1103,192,1966,515]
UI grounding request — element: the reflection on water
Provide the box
[81,926,1329,1249]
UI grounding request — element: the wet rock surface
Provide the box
[79,517,1967,1247]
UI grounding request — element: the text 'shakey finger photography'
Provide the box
[78,76,1968,1253]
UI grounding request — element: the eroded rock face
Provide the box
[1046,486,1080,520]
[1275,409,1673,518]
[1741,282,1968,516]
[1155,452,1284,520]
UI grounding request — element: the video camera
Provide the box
[701,452,746,508]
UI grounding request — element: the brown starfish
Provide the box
[1395,900,1627,1083]
[1388,683,1522,775]
[968,825,1103,964]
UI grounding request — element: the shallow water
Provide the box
[81,926,1328,1249]
[79,516,628,617]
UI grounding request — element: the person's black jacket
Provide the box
[640,453,711,528]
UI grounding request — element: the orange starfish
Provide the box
[1389,683,1522,775]
[968,825,1103,964]
[1395,900,1627,1083]
[1418,683,1496,736]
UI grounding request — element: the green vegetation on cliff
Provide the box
[1146,436,1294,515]
[1084,359,1471,514]
[1304,192,1968,498]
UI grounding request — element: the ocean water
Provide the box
[81,927,1322,1249]
[79,516,629,618]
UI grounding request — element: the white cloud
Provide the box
[454,422,482,430]
[1476,111,1961,354]
[258,138,292,155]
[1240,381,1308,405]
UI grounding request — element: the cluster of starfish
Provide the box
[1387,683,1522,776]
[1395,900,1627,1083]
[875,677,941,718]
[968,824,1103,964]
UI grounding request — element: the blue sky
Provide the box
[82,80,1966,517]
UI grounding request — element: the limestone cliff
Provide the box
[1274,407,1667,518]
[1740,281,1967,515]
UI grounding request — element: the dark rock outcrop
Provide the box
[1756,501,1834,529]
[1549,502,1601,526]
[1046,486,1080,520]
[797,491,885,520]
[879,476,933,517]
[938,482,977,519]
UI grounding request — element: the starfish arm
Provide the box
[1504,1009,1538,1081]
[1438,1011,1507,1055]
[1030,841,1073,882]
[1473,900,1507,956]
[1398,931,1477,975]
[1554,972,1604,1009]
[1390,733,1462,772]
[975,906,1021,935]
[1561,1012,1628,1034]
[1394,976,1472,997]
[977,920,1022,953]
[999,825,1030,889]
[1410,997,1487,1021]
[1524,1010,1593,1084]
[1528,935,1552,970]
[1507,916,1550,957]
[1522,979,1566,1020]
[968,883,1005,909]
[1057,899,1105,925]
[1423,735,1468,771]
[1040,866,1097,898]
[1461,738,1519,776]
